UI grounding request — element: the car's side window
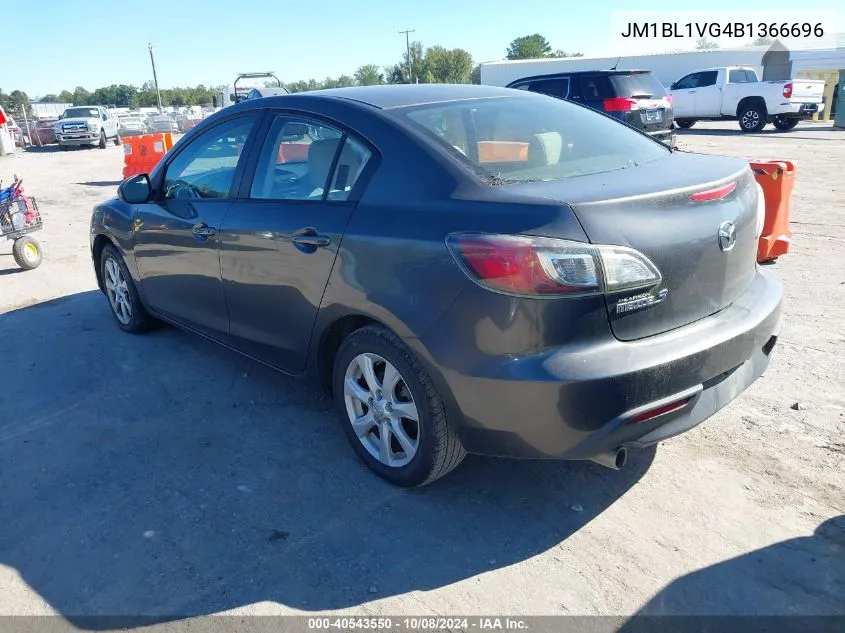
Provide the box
[163,116,256,201]
[579,76,612,99]
[250,115,370,202]
[528,78,569,99]
[674,73,699,90]
[698,71,719,87]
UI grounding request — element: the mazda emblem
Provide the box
[718,221,737,252]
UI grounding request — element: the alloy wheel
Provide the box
[104,257,132,325]
[343,353,420,467]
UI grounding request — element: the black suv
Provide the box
[506,70,675,148]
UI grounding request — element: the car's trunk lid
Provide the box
[506,152,759,340]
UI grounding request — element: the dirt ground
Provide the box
[0,122,842,624]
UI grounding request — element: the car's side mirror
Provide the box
[119,173,152,204]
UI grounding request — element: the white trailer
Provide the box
[480,47,769,90]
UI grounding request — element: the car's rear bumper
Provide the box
[770,101,825,117]
[416,269,782,461]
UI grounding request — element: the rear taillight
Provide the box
[603,97,639,112]
[783,83,793,98]
[446,234,661,297]
[666,94,673,106]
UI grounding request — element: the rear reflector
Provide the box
[628,397,691,424]
[603,97,639,112]
[690,181,737,202]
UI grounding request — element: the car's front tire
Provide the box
[98,130,107,149]
[333,325,466,487]
[99,244,154,333]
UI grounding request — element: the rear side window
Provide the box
[579,76,614,99]
[527,78,569,99]
[697,71,718,87]
[609,73,667,98]
[250,115,371,202]
[398,95,668,183]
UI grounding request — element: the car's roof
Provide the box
[510,69,653,83]
[254,84,525,110]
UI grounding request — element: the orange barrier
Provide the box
[122,132,174,180]
[751,160,795,263]
[278,142,310,164]
[478,141,529,163]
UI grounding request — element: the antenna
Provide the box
[610,56,622,70]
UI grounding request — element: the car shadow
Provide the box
[0,291,655,627]
[677,126,839,140]
[24,145,60,153]
[76,181,123,187]
[618,515,845,626]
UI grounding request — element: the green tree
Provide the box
[471,64,481,85]
[6,90,33,117]
[552,50,584,58]
[695,37,719,49]
[506,34,553,60]
[354,64,384,86]
[40,93,58,103]
[424,46,474,83]
[72,86,91,106]
[58,90,74,103]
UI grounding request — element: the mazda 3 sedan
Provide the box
[91,84,782,487]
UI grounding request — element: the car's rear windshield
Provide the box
[395,95,669,183]
[63,108,99,119]
[609,72,667,98]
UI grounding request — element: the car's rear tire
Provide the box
[98,130,107,149]
[333,324,466,487]
[772,116,800,131]
[99,244,154,333]
[675,119,696,129]
[12,237,42,270]
[739,104,766,133]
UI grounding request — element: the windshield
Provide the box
[63,107,99,119]
[610,73,667,98]
[397,95,669,183]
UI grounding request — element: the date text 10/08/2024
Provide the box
[620,22,824,39]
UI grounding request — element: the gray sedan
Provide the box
[89,84,782,486]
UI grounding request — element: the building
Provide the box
[480,35,845,122]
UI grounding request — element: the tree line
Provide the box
[4,34,582,113]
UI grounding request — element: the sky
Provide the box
[4,0,842,97]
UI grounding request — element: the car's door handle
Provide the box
[688,90,696,94]
[291,230,331,248]
[192,222,216,236]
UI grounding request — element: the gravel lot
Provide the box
[0,122,842,624]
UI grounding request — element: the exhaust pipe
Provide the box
[590,447,628,470]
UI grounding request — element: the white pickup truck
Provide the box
[669,67,825,132]
[55,105,121,150]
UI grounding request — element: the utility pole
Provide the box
[148,43,163,114]
[398,29,415,84]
